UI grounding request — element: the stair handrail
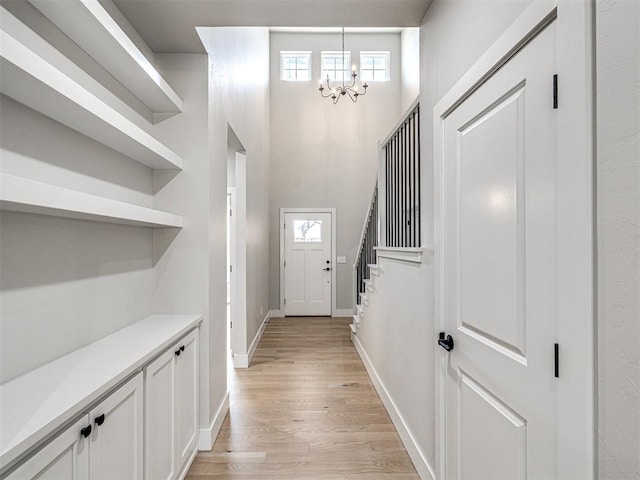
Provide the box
[353,182,378,270]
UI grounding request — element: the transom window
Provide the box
[321,51,351,82]
[280,51,312,81]
[360,51,390,82]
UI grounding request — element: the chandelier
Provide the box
[318,27,369,104]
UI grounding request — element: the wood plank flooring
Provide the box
[185,317,420,479]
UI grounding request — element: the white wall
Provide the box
[150,54,213,435]
[198,27,271,363]
[400,27,420,112]
[596,0,640,477]
[269,32,401,312]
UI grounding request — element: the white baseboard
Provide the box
[198,391,229,451]
[269,309,283,318]
[333,308,354,317]
[234,311,270,369]
[352,334,436,480]
[233,354,249,368]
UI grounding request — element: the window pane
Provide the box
[321,52,350,82]
[359,52,390,82]
[294,220,323,243]
[281,52,311,81]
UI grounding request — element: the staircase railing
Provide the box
[353,99,420,311]
[382,101,420,247]
[354,183,378,305]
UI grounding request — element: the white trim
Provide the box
[352,334,435,480]
[332,309,353,318]
[279,208,337,316]
[375,246,423,263]
[249,311,269,365]
[433,1,595,478]
[233,311,270,369]
[233,354,248,369]
[197,391,229,451]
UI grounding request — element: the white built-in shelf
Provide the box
[0,314,203,474]
[28,0,183,114]
[0,174,183,228]
[0,7,183,170]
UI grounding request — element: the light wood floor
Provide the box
[185,316,420,479]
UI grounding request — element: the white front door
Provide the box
[440,20,561,479]
[284,212,332,316]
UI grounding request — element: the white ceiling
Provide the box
[112,0,432,53]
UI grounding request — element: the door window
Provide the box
[293,220,322,243]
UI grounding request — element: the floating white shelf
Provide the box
[0,314,203,474]
[0,8,183,170]
[0,174,183,228]
[29,0,183,114]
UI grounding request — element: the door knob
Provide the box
[438,332,454,352]
[81,425,92,438]
[323,267,331,271]
[95,414,105,426]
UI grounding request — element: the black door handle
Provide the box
[81,425,92,438]
[95,414,105,426]
[438,332,454,352]
[323,267,331,271]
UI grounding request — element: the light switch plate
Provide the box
[337,256,346,264]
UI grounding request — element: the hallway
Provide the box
[185,317,419,479]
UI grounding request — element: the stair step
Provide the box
[349,324,357,335]
[368,264,380,275]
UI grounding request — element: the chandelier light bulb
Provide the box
[318,27,369,105]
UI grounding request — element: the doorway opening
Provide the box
[227,126,248,369]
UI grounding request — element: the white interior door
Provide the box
[440,21,561,479]
[284,212,332,316]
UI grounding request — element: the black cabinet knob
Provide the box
[81,425,92,438]
[175,349,181,356]
[95,414,105,426]
[180,345,185,352]
[438,332,454,352]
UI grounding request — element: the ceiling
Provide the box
[112,0,431,53]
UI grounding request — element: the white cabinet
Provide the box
[145,330,198,480]
[144,348,176,480]
[175,330,198,470]
[88,373,144,479]
[5,417,89,480]
[4,374,142,480]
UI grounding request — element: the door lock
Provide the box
[438,332,454,352]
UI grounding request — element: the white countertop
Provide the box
[0,314,203,472]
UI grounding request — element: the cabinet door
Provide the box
[175,330,198,469]
[89,373,143,480]
[5,416,90,480]
[144,348,176,480]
